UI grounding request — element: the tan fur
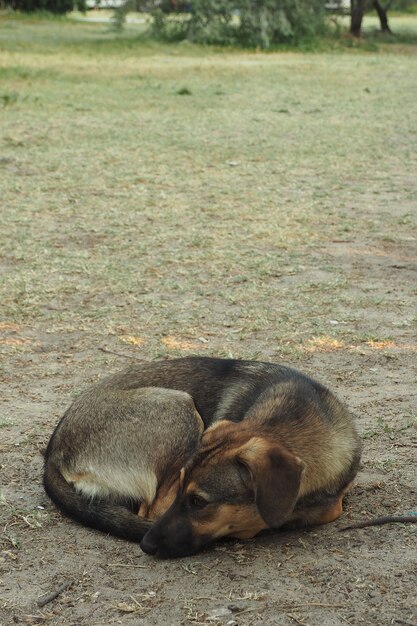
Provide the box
[316,498,344,524]
[212,382,254,422]
[185,481,208,498]
[64,466,159,504]
[192,503,268,540]
[141,476,181,521]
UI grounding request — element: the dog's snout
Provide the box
[139,513,201,558]
[140,533,159,556]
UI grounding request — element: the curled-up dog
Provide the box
[43,357,361,557]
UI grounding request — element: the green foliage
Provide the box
[112,0,136,31]
[150,6,192,41]
[5,0,73,13]
[151,0,236,45]
[238,0,327,47]
[363,0,417,13]
[380,0,417,9]
[75,0,87,12]
[151,0,327,47]
[185,0,236,45]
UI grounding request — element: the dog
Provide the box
[43,357,361,558]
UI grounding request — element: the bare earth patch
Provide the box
[0,15,416,626]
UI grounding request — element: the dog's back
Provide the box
[44,386,203,541]
[99,357,317,425]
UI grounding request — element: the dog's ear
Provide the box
[237,437,305,528]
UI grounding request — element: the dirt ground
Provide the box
[1,245,416,626]
[1,15,417,626]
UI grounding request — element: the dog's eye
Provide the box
[189,494,208,509]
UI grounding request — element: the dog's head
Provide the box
[140,421,305,558]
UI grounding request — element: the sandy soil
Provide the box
[1,237,416,626]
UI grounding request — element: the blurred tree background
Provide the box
[2,0,416,42]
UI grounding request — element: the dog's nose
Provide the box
[140,534,158,556]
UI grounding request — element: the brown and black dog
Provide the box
[43,357,361,558]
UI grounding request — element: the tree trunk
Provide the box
[372,0,392,33]
[350,0,366,37]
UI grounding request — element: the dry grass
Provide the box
[0,14,416,362]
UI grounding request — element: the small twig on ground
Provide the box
[98,346,149,361]
[282,603,345,609]
[108,563,147,568]
[340,515,417,530]
[37,579,74,607]
[287,614,310,626]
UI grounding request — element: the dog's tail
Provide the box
[43,459,152,542]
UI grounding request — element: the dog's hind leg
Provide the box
[286,497,344,528]
[287,482,353,528]
[316,481,353,525]
[316,497,344,524]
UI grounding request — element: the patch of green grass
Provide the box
[0,14,416,359]
[0,90,20,106]
[367,458,399,472]
[362,415,415,441]
[332,13,417,48]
